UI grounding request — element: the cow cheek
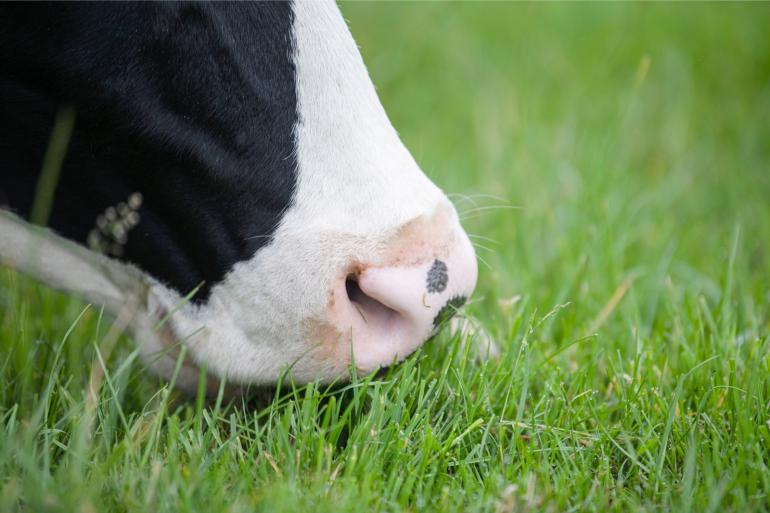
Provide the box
[301,317,352,376]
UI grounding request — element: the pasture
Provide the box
[1,3,769,511]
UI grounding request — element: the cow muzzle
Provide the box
[309,201,478,373]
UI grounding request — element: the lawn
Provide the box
[2,3,770,512]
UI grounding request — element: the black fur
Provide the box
[0,2,299,302]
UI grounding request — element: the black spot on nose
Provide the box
[432,295,467,328]
[426,259,448,293]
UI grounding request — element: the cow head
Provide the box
[0,1,477,390]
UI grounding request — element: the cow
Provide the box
[0,1,477,392]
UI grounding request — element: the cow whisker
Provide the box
[471,241,496,254]
[447,192,511,204]
[447,193,482,214]
[459,204,520,220]
[353,303,368,324]
[475,252,493,272]
[448,192,513,211]
[467,233,501,245]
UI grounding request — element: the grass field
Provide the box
[2,3,770,512]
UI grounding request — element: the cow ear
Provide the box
[0,209,150,313]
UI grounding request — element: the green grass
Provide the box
[2,3,770,512]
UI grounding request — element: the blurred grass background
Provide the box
[1,3,769,512]
[348,2,770,329]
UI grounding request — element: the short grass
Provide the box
[2,3,769,512]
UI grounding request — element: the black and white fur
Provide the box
[0,1,477,390]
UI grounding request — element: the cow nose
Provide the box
[328,208,477,372]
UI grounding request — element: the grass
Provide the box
[1,3,769,512]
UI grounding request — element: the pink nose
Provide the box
[322,209,478,372]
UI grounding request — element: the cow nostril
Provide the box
[345,275,364,305]
[344,274,400,327]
